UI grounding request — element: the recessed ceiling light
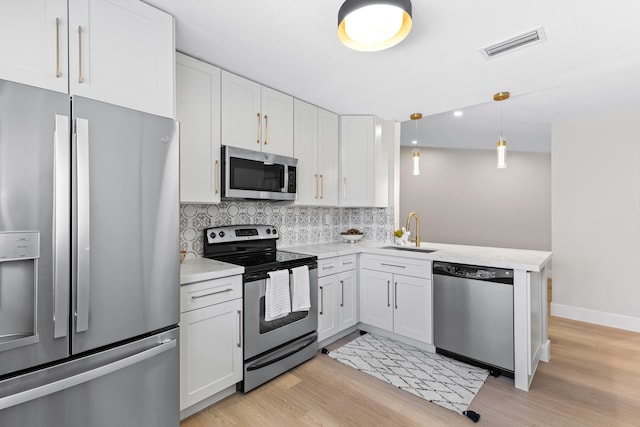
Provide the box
[411,140,418,145]
[453,111,463,117]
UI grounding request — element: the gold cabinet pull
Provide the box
[314,174,318,199]
[215,160,219,194]
[55,17,61,77]
[256,113,261,144]
[264,114,269,144]
[77,26,83,83]
[343,177,347,200]
[320,174,324,199]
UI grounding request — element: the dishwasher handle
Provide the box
[433,262,514,285]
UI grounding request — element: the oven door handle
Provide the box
[246,333,317,372]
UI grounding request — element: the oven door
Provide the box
[243,268,318,360]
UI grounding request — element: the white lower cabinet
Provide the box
[317,255,357,342]
[179,275,243,413]
[359,254,432,344]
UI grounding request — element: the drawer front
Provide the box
[180,275,242,313]
[317,257,339,277]
[360,254,431,278]
[338,254,357,272]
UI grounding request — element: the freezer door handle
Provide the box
[75,118,91,332]
[53,114,70,338]
[0,338,177,411]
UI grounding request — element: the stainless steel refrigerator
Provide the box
[0,79,180,426]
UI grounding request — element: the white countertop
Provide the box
[180,240,551,285]
[180,257,244,285]
[281,241,552,272]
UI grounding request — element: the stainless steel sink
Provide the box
[381,245,438,253]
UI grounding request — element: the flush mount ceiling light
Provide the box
[494,91,510,169]
[410,113,422,175]
[338,0,412,52]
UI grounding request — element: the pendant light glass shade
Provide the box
[412,147,421,175]
[338,0,412,52]
[409,112,422,175]
[493,91,510,169]
[497,138,507,169]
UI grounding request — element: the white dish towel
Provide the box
[265,269,291,321]
[290,265,311,312]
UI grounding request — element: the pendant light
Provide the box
[494,91,509,169]
[338,0,412,52]
[410,113,422,176]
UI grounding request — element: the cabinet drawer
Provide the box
[180,275,242,313]
[360,254,431,279]
[338,254,357,272]
[317,257,339,277]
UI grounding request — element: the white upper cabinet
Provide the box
[316,107,339,205]
[339,115,390,207]
[294,100,339,206]
[176,53,222,204]
[68,0,175,118]
[261,86,294,156]
[0,0,175,118]
[221,71,261,151]
[221,71,293,157]
[0,0,69,93]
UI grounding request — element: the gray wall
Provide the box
[552,111,640,332]
[399,147,551,251]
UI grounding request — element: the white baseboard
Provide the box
[551,303,640,333]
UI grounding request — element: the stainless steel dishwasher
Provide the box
[433,262,514,375]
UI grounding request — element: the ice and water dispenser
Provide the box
[0,231,40,351]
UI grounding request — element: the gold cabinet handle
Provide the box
[320,174,324,199]
[264,114,269,145]
[256,113,261,144]
[55,17,61,77]
[215,160,219,194]
[77,26,83,83]
[314,174,318,199]
[343,177,347,200]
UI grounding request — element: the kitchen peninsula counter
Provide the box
[282,240,552,392]
[281,241,551,272]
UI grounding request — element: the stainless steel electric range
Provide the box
[202,225,318,392]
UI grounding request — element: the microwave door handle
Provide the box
[75,117,90,333]
[53,114,70,338]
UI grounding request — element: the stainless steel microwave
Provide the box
[221,145,297,201]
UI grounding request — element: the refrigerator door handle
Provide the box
[75,118,91,332]
[53,114,71,338]
[0,338,176,411]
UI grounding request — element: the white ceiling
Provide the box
[144,0,640,152]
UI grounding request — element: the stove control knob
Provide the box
[272,228,277,235]
[209,232,216,239]
[219,231,225,238]
[266,229,271,235]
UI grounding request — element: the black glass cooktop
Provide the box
[206,250,316,277]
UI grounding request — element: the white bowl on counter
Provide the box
[340,234,363,243]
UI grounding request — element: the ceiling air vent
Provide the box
[480,27,546,59]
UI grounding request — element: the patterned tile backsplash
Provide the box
[180,202,394,258]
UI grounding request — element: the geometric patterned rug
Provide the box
[327,332,488,419]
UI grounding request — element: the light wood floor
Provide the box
[181,315,640,426]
